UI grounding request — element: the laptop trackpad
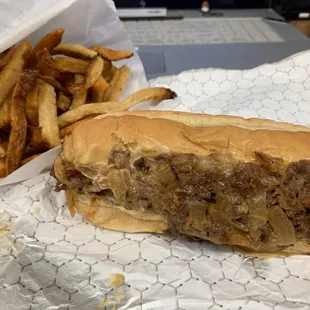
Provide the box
[138,52,166,74]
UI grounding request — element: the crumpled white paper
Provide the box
[149,50,310,127]
[1,50,310,310]
[0,0,147,186]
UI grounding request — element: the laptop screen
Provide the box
[114,0,269,9]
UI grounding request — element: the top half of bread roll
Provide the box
[60,111,310,168]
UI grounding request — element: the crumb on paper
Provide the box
[98,297,109,308]
[33,204,41,216]
[0,224,9,239]
[115,290,125,303]
[97,274,126,309]
[108,273,124,288]
[0,224,9,232]
[0,221,10,237]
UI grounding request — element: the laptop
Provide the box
[115,1,310,79]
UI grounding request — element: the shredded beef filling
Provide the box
[56,146,310,251]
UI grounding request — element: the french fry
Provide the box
[92,76,110,93]
[25,125,46,158]
[52,43,97,59]
[0,46,15,69]
[102,58,112,71]
[57,72,74,86]
[27,28,64,69]
[27,126,43,145]
[0,97,11,129]
[0,29,154,175]
[0,131,9,146]
[32,73,69,94]
[36,48,60,78]
[103,65,130,101]
[0,40,32,107]
[58,87,175,127]
[89,46,133,61]
[84,56,103,88]
[51,57,89,73]
[57,92,71,111]
[6,73,36,175]
[0,144,6,158]
[38,81,60,148]
[0,132,8,159]
[58,103,116,128]
[91,76,109,102]
[68,56,104,93]
[25,83,40,126]
[24,142,48,158]
[102,64,117,83]
[21,154,41,166]
[70,75,87,110]
[0,159,5,178]
[121,87,177,107]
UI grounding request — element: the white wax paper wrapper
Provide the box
[148,50,310,127]
[0,0,147,186]
[2,51,310,310]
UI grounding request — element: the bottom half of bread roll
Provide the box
[53,111,310,255]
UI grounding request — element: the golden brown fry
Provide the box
[121,87,177,108]
[25,83,40,126]
[56,92,71,111]
[27,28,64,69]
[102,64,117,83]
[102,58,112,71]
[91,76,109,102]
[70,75,87,110]
[6,73,36,175]
[59,117,92,138]
[68,56,104,93]
[24,142,48,158]
[58,103,116,128]
[36,48,60,78]
[0,40,32,108]
[103,65,130,102]
[21,154,41,166]
[0,158,5,177]
[51,57,89,73]
[85,56,103,88]
[0,46,15,69]
[89,46,133,61]
[27,126,42,144]
[25,126,45,159]
[52,43,97,59]
[0,131,8,159]
[92,76,109,93]
[0,131,9,146]
[0,97,11,129]
[0,144,6,158]
[57,72,74,86]
[38,81,60,148]
[58,87,175,128]
[30,73,69,94]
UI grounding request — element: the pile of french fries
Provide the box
[0,28,176,177]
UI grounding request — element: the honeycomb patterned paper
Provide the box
[1,51,310,310]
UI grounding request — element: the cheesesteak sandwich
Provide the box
[53,111,310,254]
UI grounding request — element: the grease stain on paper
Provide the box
[98,273,126,309]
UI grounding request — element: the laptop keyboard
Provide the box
[123,18,284,45]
